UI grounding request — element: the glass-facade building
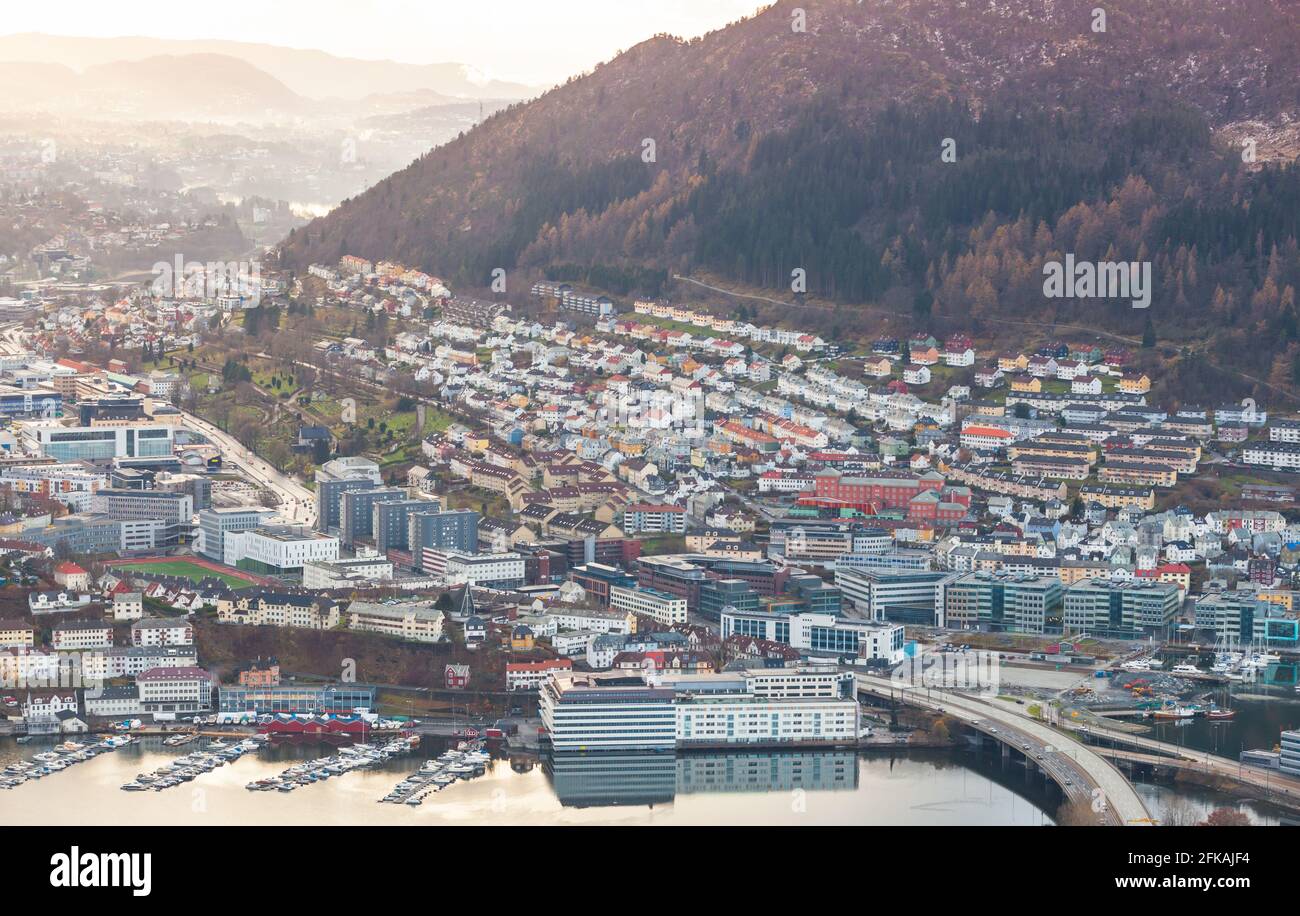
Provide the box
[217,684,377,719]
[40,425,173,461]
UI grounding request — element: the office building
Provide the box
[34,423,173,461]
[698,578,760,621]
[720,607,906,663]
[1194,594,1299,644]
[609,585,688,626]
[942,573,1064,634]
[1063,579,1182,635]
[540,673,677,752]
[216,684,376,722]
[1282,730,1300,778]
[90,488,193,546]
[198,507,275,562]
[136,666,213,720]
[836,569,956,626]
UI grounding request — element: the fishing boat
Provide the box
[1206,708,1236,720]
[1152,706,1197,719]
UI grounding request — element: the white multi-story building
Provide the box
[136,666,212,719]
[1268,419,1300,444]
[50,621,113,651]
[540,672,678,752]
[505,658,573,691]
[608,586,687,626]
[346,600,445,643]
[721,607,907,664]
[84,685,141,718]
[80,647,198,681]
[112,592,144,621]
[130,618,194,647]
[442,552,525,589]
[198,507,275,562]
[675,693,859,746]
[223,526,340,574]
[1242,442,1300,471]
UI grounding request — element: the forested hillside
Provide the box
[281,0,1300,386]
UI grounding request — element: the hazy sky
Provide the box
[3,0,766,86]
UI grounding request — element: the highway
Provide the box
[2,322,317,527]
[855,673,1153,825]
[176,407,317,526]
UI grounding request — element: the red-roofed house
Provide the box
[54,561,89,591]
[505,658,573,691]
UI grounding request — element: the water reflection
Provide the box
[545,749,860,808]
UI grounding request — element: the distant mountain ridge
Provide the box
[0,32,540,101]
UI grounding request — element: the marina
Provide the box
[245,735,420,794]
[379,741,490,805]
[121,735,268,791]
[0,735,136,789]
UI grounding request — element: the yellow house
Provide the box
[1119,372,1151,394]
[510,625,535,651]
[1010,375,1042,393]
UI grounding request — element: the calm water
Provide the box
[0,738,1060,826]
[1138,667,1300,759]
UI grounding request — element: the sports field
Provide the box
[110,558,262,590]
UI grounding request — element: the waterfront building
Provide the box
[84,685,141,718]
[1282,730,1300,778]
[539,672,677,752]
[137,666,213,719]
[216,684,376,722]
[1193,594,1299,644]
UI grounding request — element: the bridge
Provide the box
[1060,719,1300,812]
[855,674,1153,826]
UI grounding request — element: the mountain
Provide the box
[281,0,1300,397]
[0,33,539,100]
[0,52,306,118]
[82,54,306,117]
